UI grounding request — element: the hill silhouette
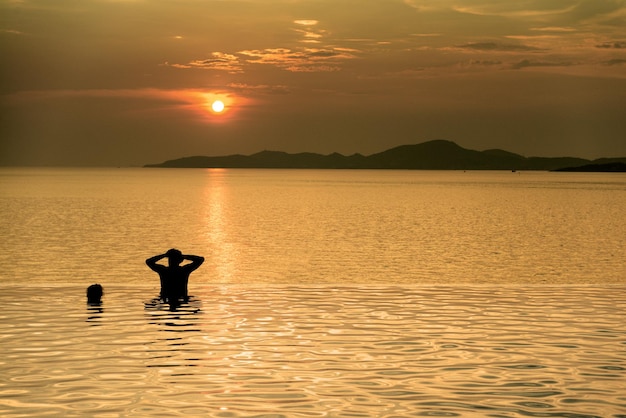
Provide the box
[145,140,626,171]
[553,162,626,172]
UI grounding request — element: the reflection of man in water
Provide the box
[146,249,204,307]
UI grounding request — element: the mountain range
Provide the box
[145,140,626,171]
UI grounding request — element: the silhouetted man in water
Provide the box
[146,249,204,309]
[86,284,103,305]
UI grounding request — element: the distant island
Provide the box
[145,139,626,171]
[552,162,626,172]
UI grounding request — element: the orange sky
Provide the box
[1,0,625,166]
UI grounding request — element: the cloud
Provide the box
[157,2,623,81]
[4,87,255,126]
[511,59,573,70]
[293,19,327,44]
[403,1,578,18]
[568,0,626,24]
[531,26,577,32]
[294,20,319,26]
[5,88,209,103]
[412,33,442,37]
[404,0,626,25]
[596,41,626,49]
[604,58,626,66]
[294,28,324,44]
[227,83,290,95]
[1,28,24,35]
[453,2,577,18]
[165,52,243,73]
[469,59,503,66]
[167,18,358,74]
[238,47,354,72]
[455,42,541,51]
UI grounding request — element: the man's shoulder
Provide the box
[183,261,203,271]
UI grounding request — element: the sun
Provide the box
[211,100,225,113]
[195,92,241,121]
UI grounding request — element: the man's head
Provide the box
[166,248,183,266]
[87,284,103,304]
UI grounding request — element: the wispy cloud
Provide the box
[294,20,319,26]
[238,47,353,73]
[604,58,626,66]
[3,87,256,124]
[596,41,626,49]
[412,33,442,38]
[165,52,243,73]
[453,3,577,18]
[511,59,574,70]
[168,19,358,74]
[469,60,503,66]
[227,83,290,95]
[456,42,541,52]
[531,26,577,32]
[5,88,209,104]
[1,28,24,35]
[156,0,625,83]
[293,19,325,44]
[405,0,626,25]
[404,0,578,18]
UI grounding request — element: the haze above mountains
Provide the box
[146,140,626,171]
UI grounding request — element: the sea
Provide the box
[0,168,624,417]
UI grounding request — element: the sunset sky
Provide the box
[2,0,625,166]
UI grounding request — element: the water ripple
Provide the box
[1,285,625,417]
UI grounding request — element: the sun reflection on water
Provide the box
[201,170,239,283]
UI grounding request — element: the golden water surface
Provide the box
[0,168,625,416]
[0,168,624,286]
[1,285,625,417]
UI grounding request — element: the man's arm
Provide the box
[183,254,205,272]
[146,253,167,271]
